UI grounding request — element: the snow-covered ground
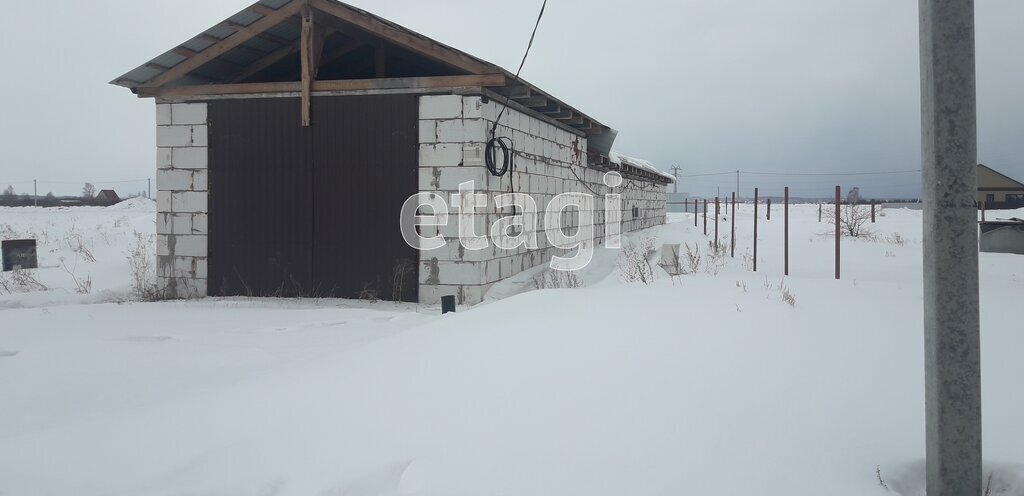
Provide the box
[0,198,156,308]
[1,202,1022,496]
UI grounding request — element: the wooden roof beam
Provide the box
[557,114,584,126]
[137,74,507,98]
[230,39,301,82]
[141,0,305,88]
[319,38,366,67]
[310,0,496,75]
[248,4,278,16]
[515,96,550,108]
[494,85,530,99]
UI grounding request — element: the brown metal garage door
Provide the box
[207,95,418,301]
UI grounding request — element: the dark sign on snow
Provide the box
[1,239,38,271]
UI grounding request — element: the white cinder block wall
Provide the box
[155,102,209,298]
[418,95,667,305]
[150,95,665,304]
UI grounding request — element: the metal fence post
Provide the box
[835,186,841,280]
[754,188,759,272]
[784,187,789,276]
[714,197,720,249]
[731,192,736,258]
[703,199,708,235]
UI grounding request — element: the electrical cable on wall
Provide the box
[486,0,549,195]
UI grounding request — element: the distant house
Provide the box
[978,164,1024,209]
[95,190,121,205]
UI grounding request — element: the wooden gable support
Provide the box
[140,1,304,89]
[136,74,507,98]
[230,40,301,83]
[374,42,387,78]
[310,0,496,75]
[300,3,322,127]
[319,38,364,67]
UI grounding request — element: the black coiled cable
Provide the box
[485,133,514,179]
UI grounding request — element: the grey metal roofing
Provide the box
[112,0,496,89]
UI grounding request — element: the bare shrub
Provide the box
[828,203,875,238]
[882,232,905,246]
[126,231,161,301]
[60,257,92,294]
[876,465,890,491]
[62,225,97,262]
[777,279,796,307]
[681,243,702,274]
[703,240,727,275]
[357,282,380,302]
[534,269,582,289]
[391,258,414,302]
[619,237,656,284]
[741,249,754,271]
[3,269,48,293]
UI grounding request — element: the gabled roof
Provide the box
[112,0,615,143]
[979,164,1024,188]
[111,0,678,184]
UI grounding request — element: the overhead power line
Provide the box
[680,169,922,178]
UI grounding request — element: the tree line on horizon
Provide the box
[0,183,147,207]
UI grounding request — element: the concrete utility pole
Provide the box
[669,166,683,194]
[919,1,982,495]
[735,170,740,201]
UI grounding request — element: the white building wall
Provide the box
[155,102,209,298]
[149,95,666,304]
[417,95,667,305]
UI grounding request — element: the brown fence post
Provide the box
[714,197,720,249]
[767,198,771,220]
[784,187,790,276]
[694,199,699,226]
[754,188,759,272]
[703,199,708,235]
[731,192,736,258]
[818,202,822,223]
[835,185,841,280]
[871,201,876,223]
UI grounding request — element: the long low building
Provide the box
[112,0,672,305]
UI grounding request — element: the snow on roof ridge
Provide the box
[608,151,675,182]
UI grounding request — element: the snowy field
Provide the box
[1,202,1023,496]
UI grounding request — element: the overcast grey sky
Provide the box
[0,0,1021,198]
